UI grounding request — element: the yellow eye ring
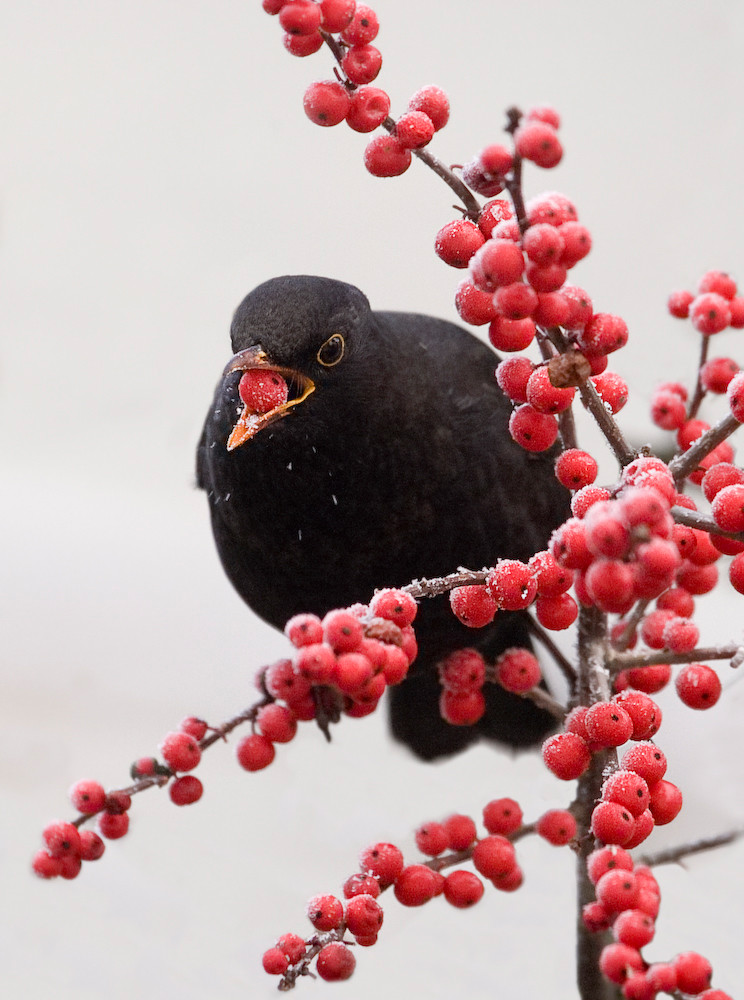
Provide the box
[317,333,345,367]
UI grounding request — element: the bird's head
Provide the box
[222,275,372,450]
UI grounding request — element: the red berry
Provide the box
[542,731,591,780]
[285,612,324,647]
[407,85,449,131]
[620,742,667,785]
[591,371,628,413]
[590,801,635,846]
[98,812,129,840]
[599,943,645,984]
[316,942,356,982]
[340,3,378,45]
[449,585,497,627]
[595,868,639,913]
[651,389,687,430]
[509,404,559,452]
[343,873,380,899]
[302,80,351,127]
[668,289,694,317]
[728,371,744,421]
[345,893,383,935]
[443,813,477,850]
[690,292,731,334]
[319,0,356,33]
[43,821,82,859]
[487,560,537,610]
[488,315,536,351]
[235,733,275,771]
[478,197,514,238]
[443,870,485,908]
[180,716,208,741]
[279,1,322,35]
[359,842,403,888]
[584,702,633,747]
[160,731,202,772]
[283,30,324,56]
[434,219,485,268]
[370,587,417,627]
[439,687,486,725]
[306,893,343,931]
[515,120,563,167]
[79,829,106,861]
[438,648,486,693]
[395,110,435,149]
[494,281,539,319]
[495,647,541,692]
[648,779,682,824]
[455,279,497,325]
[341,43,382,84]
[559,222,592,267]
[522,223,565,266]
[322,609,363,651]
[612,690,662,740]
[262,947,290,975]
[554,449,598,490]
[529,550,574,596]
[415,822,449,856]
[614,909,655,949]
[673,952,713,994]
[469,834,517,876]
[586,845,634,884]
[675,662,722,709]
[363,134,411,177]
[495,356,534,402]
[711,482,744,531]
[482,798,523,835]
[169,775,203,806]
[646,963,679,993]
[525,366,576,414]
[602,769,650,817]
[69,780,106,815]
[535,592,578,630]
[701,356,739,393]
[32,850,62,879]
[470,238,525,290]
[393,864,439,905]
[104,790,131,814]
[345,85,390,132]
[535,809,577,845]
[257,703,298,742]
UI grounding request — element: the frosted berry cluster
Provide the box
[263,797,579,988]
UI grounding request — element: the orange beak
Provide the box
[223,346,315,451]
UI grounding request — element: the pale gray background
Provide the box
[2,2,743,997]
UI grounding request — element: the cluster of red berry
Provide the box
[585,845,724,998]
[263,797,580,987]
[436,645,544,727]
[236,589,417,771]
[262,0,453,178]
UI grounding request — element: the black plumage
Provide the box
[197,275,570,759]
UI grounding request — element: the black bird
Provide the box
[196,275,570,760]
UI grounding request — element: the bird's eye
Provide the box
[317,333,345,367]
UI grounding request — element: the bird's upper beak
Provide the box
[223,346,315,451]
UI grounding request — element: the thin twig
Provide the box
[637,829,744,868]
[668,412,741,483]
[609,644,743,671]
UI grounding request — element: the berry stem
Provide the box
[636,828,744,868]
[609,643,743,670]
[686,333,711,421]
[668,411,741,484]
[611,598,650,654]
[672,503,744,541]
[524,613,578,685]
[318,31,481,218]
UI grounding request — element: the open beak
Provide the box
[223,346,315,451]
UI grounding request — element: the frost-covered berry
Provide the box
[43,821,82,859]
[341,43,382,84]
[279,0,323,35]
[262,947,290,975]
[438,648,486,693]
[439,688,486,725]
[69,780,106,815]
[316,942,356,981]
[675,663,722,709]
[395,110,435,149]
[346,85,390,132]
[307,893,344,931]
[728,371,744,421]
[159,731,202,772]
[340,3,378,44]
[407,85,449,130]
[302,80,351,127]
[526,366,576,414]
[554,449,598,490]
[620,742,667,785]
[319,0,356,32]
[673,952,713,994]
[648,779,682,825]
[257,703,298,743]
[449,585,497,627]
[690,292,732,334]
[363,135,411,177]
[495,647,541,692]
[345,893,383,935]
[595,868,639,913]
[585,703,633,747]
[509,404,559,452]
[542,732,591,780]
[415,821,449,856]
[435,220,485,268]
[487,560,537,610]
[393,864,440,906]
[668,289,694,318]
[359,842,404,888]
[590,801,635,846]
[495,356,534,402]
[488,315,536,351]
[515,120,563,167]
[455,279,497,325]
[443,813,478,850]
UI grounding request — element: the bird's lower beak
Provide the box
[223,346,315,451]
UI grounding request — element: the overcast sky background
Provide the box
[2,2,744,997]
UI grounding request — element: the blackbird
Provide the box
[196,275,570,760]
